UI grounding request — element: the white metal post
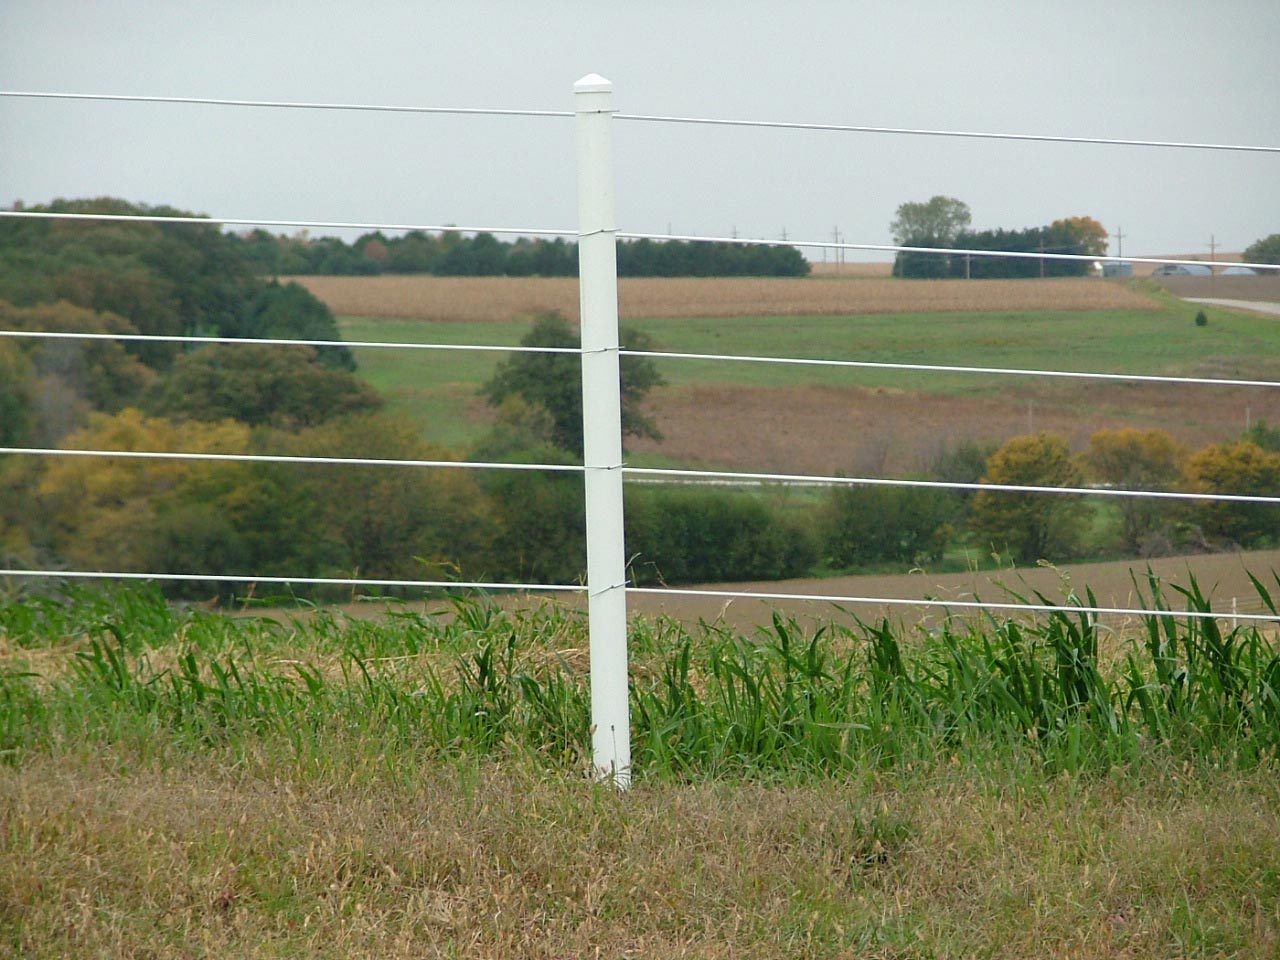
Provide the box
[575,74,631,787]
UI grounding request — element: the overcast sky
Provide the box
[2,1,1276,262]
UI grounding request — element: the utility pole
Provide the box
[1114,225,1125,275]
[1208,233,1218,296]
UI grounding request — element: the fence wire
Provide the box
[3,89,1277,621]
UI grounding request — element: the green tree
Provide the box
[1085,428,1187,553]
[890,196,971,278]
[821,485,956,568]
[1243,233,1280,270]
[147,344,382,429]
[282,414,491,581]
[482,311,665,457]
[970,433,1091,563]
[1184,440,1280,547]
[0,340,34,445]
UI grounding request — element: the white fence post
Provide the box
[575,73,631,788]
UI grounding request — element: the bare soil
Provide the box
[629,380,1280,478]
[626,547,1280,635]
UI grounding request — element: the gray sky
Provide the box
[2,0,1277,261]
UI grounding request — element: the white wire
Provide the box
[0,447,584,474]
[0,568,584,592]
[4,90,1272,153]
[618,231,1277,272]
[623,466,1280,506]
[621,349,1280,391]
[614,113,1280,154]
[0,90,572,119]
[4,333,1273,393]
[625,586,1280,624]
[0,329,583,356]
[0,209,575,238]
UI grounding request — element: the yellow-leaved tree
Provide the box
[970,433,1091,563]
[1184,440,1280,548]
[1085,428,1188,554]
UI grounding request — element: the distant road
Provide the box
[1185,298,1280,317]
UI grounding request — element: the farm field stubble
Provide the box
[293,273,1158,322]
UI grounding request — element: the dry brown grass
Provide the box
[5,752,1277,958]
[291,274,1157,323]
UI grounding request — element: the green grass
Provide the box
[3,582,1280,957]
[339,300,1280,450]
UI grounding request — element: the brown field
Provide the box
[624,547,1280,635]
[629,380,1280,479]
[1157,274,1280,302]
[291,274,1157,322]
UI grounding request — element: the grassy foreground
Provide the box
[3,582,1279,957]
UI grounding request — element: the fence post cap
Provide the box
[574,74,613,95]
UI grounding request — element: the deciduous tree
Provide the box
[482,311,665,457]
[970,433,1090,563]
[1184,440,1280,547]
[1086,428,1187,552]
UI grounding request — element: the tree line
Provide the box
[234,227,811,278]
[2,198,1275,601]
[890,195,1110,279]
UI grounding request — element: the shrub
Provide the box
[820,484,957,569]
[625,486,817,586]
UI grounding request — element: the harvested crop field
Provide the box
[629,380,1280,478]
[623,547,1280,635]
[291,274,1158,322]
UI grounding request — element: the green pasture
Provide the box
[340,298,1280,452]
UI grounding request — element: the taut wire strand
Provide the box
[625,586,1280,624]
[0,568,585,592]
[623,466,1280,506]
[620,349,1280,391]
[0,90,571,118]
[0,447,585,473]
[614,112,1280,154]
[0,210,575,237]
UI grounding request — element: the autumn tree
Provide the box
[1086,428,1187,553]
[34,409,250,572]
[970,433,1091,563]
[1184,440,1280,547]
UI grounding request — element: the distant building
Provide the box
[1103,262,1133,277]
[1151,263,1213,276]
[1222,266,1259,276]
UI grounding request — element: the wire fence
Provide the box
[2,80,1278,631]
